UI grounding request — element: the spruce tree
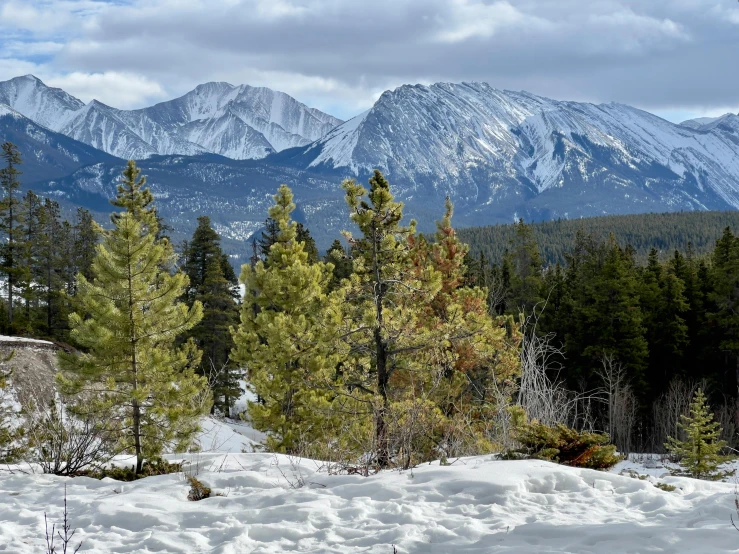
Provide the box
[73,208,98,286]
[182,216,241,414]
[232,184,342,453]
[709,227,739,389]
[324,239,353,290]
[57,160,207,474]
[504,219,543,313]
[296,222,320,264]
[666,389,734,480]
[0,143,25,328]
[258,217,279,260]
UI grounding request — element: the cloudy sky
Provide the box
[1,0,737,121]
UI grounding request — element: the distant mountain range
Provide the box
[0,75,342,160]
[1,75,739,258]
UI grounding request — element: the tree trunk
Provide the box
[133,398,143,474]
[375,326,390,467]
[372,219,390,467]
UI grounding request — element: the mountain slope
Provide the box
[292,82,739,224]
[0,76,343,160]
[0,104,118,184]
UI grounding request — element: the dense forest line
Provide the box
[459,211,739,266]
[465,218,739,453]
[2,139,739,471]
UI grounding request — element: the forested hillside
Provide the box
[459,211,739,265]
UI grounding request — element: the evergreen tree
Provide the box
[324,239,353,290]
[640,248,688,394]
[296,222,320,264]
[182,216,237,302]
[337,172,519,467]
[182,217,241,415]
[0,143,25,328]
[409,199,520,457]
[563,235,649,396]
[504,219,543,313]
[40,200,73,339]
[20,190,42,327]
[193,257,241,414]
[73,208,98,286]
[709,227,739,389]
[57,160,207,474]
[258,217,279,260]
[232,185,342,453]
[666,389,734,480]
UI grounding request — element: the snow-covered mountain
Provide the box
[0,75,343,160]
[289,82,739,223]
[0,102,117,184]
[5,77,739,252]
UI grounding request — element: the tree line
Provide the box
[459,210,739,266]
[466,218,739,453]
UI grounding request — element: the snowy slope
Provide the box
[0,76,343,160]
[303,82,739,218]
[0,103,118,184]
[0,75,84,130]
[1,455,738,553]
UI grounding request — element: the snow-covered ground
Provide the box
[1,451,739,553]
[2,351,738,553]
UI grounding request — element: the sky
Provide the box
[0,0,738,122]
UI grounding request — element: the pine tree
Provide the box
[73,208,98,286]
[258,217,279,260]
[338,170,441,466]
[0,143,25,329]
[409,198,520,459]
[666,389,734,480]
[296,222,320,264]
[57,160,207,474]
[35,199,71,339]
[324,239,353,290]
[231,184,342,453]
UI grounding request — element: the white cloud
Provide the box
[434,0,545,43]
[46,71,168,108]
[1,41,64,57]
[1,0,738,118]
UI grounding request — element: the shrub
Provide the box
[187,476,211,501]
[507,406,622,469]
[25,402,113,476]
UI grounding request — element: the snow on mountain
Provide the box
[0,104,22,119]
[0,75,84,130]
[0,102,118,184]
[0,76,343,160]
[303,82,739,216]
[57,100,159,159]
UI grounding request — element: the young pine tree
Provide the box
[666,389,734,480]
[231,185,343,453]
[57,160,208,474]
